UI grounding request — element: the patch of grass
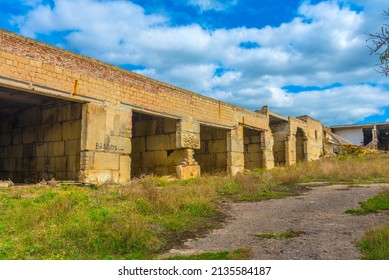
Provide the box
[345,190,389,215]
[254,231,301,239]
[358,227,389,259]
[0,181,219,260]
[166,248,252,260]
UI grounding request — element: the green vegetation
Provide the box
[166,248,252,260]
[358,228,389,259]
[1,153,389,259]
[254,231,300,239]
[0,180,218,260]
[345,190,389,215]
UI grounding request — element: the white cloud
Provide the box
[186,0,238,12]
[11,0,389,125]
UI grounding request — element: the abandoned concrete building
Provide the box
[0,30,326,184]
[330,123,389,151]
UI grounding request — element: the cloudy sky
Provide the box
[1,0,389,125]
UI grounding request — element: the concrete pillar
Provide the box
[372,126,378,150]
[176,116,200,149]
[80,103,132,184]
[262,130,275,169]
[285,135,295,166]
[227,125,244,175]
[175,117,201,178]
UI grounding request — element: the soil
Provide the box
[163,184,389,260]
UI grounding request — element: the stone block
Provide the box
[48,142,65,156]
[198,141,206,153]
[58,103,82,122]
[21,110,37,127]
[131,152,141,168]
[67,155,79,174]
[43,124,62,142]
[146,135,172,151]
[227,128,244,153]
[249,152,262,162]
[110,136,131,154]
[227,152,244,166]
[176,131,200,149]
[134,120,156,137]
[200,128,213,141]
[113,111,132,138]
[36,143,48,157]
[153,166,168,176]
[12,130,22,145]
[83,103,107,150]
[0,133,12,146]
[176,165,201,179]
[42,107,57,123]
[209,139,227,153]
[228,165,244,176]
[216,152,227,168]
[250,135,261,143]
[80,169,113,184]
[23,144,34,158]
[65,140,80,156]
[167,149,190,166]
[22,126,38,144]
[163,118,177,133]
[94,152,119,170]
[62,120,81,140]
[212,128,226,140]
[119,155,131,183]
[247,143,261,153]
[55,156,66,172]
[143,151,167,167]
[132,137,146,152]
[273,141,285,152]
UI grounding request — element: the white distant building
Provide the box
[330,122,389,151]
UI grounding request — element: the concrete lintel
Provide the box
[198,121,234,130]
[0,75,104,105]
[120,102,182,120]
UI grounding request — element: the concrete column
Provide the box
[80,103,132,184]
[372,126,378,150]
[285,135,296,166]
[176,116,200,149]
[174,117,201,178]
[227,125,244,175]
[262,130,275,169]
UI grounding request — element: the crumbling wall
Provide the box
[0,102,81,182]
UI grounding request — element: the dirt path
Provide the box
[164,184,389,260]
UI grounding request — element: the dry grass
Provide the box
[1,153,388,259]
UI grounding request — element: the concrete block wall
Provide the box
[194,126,228,173]
[244,128,264,170]
[80,103,132,184]
[131,113,180,177]
[0,101,81,182]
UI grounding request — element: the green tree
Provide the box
[367,10,389,76]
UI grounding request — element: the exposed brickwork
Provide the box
[0,30,267,129]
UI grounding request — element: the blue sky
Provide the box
[1,0,389,125]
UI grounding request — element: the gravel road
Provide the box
[164,184,389,259]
